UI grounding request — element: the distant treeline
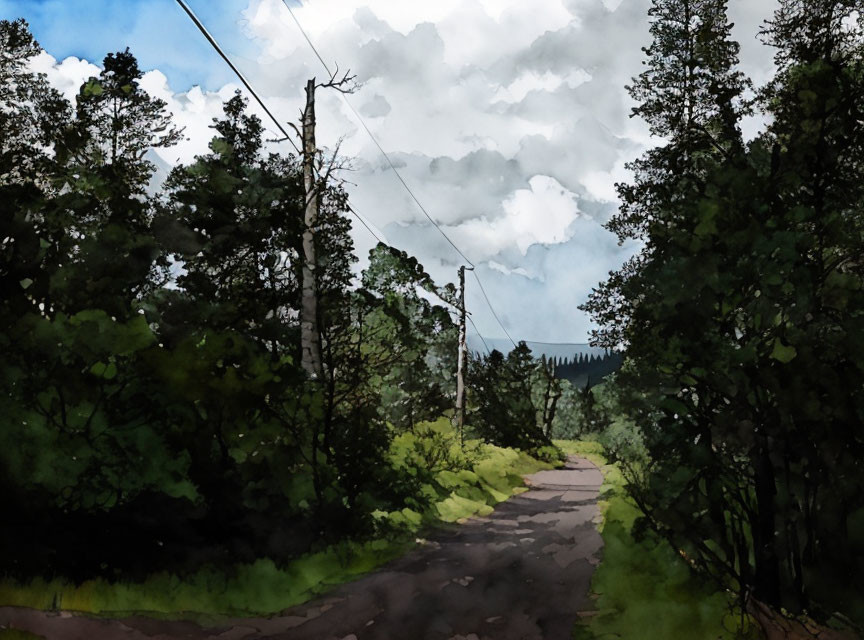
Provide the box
[552,352,622,388]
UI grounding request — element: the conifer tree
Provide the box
[583,0,864,627]
[51,49,183,317]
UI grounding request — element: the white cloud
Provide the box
[30,52,100,103]
[30,0,783,341]
[138,72,242,166]
[447,175,580,259]
[488,260,531,278]
[581,157,631,203]
[493,68,591,103]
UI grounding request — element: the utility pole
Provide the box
[297,70,355,380]
[300,78,323,379]
[454,265,473,445]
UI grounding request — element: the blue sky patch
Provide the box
[0,0,277,89]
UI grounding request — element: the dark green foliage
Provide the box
[49,48,183,318]
[359,244,458,430]
[159,92,303,347]
[0,21,469,585]
[582,0,864,629]
[468,343,551,450]
[553,351,622,388]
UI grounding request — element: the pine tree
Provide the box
[50,49,183,317]
[580,0,757,617]
[468,343,550,450]
[603,0,751,251]
[162,92,303,352]
[582,0,864,627]
[0,19,70,325]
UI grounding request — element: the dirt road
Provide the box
[0,456,603,640]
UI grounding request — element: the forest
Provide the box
[580,0,864,634]
[0,15,570,589]
[1,0,863,638]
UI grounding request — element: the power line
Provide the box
[467,316,491,355]
[174,1,389,250]
[175,0,301,155]
[179,0,527,348]
[347,204,386,245]
[279,0,476,269]
[279,2,524,347]
[471,270,517,348]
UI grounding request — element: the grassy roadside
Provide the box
[555,440,753,640]
[0,427,551,619]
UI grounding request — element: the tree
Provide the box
[583,0,864,629]
[604,0,751,246]
[533,355,562,438]
[0,19,70,329]
[360,244,457,430]
[160,92,303,351]
[49,48,183,318]
[468,343,550,450]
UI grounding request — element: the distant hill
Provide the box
[466,335,622,388]
[552,351,623,389]
[466,336,608,360]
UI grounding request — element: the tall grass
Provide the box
[0,424,551,618]
[555,440,757,640]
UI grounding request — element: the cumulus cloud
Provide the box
[26,0,783,342]
[447,176,581,259]
[30,52,100,103]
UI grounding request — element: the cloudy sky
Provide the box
[2,0,780,343]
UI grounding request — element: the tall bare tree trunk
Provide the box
[301,78,323,379]
[454,265,468,445]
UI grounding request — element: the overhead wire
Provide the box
[346,205,386,244]
[175,0,395,250]
[175,0,301,155]
[470,270,517,348]
[279,0,476,269]
[177,0,525,350]
[279,1,526,347]
[467,316,492,355]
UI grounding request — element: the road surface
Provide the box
[0,455,604,640]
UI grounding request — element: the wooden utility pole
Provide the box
[297,69,356,380]
[454,265,472,444]
[300,78,323,379]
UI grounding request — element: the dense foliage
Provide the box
[582,0,864,631]
[0,20,551,584]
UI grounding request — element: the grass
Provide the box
[0,542,411,620]
[554,439,755,640]
[0,425,551,619]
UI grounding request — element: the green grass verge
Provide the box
[554,439,753,640]
[0,428,550,618]
[0,541,411,619]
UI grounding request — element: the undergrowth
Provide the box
[0,419,551,618]
[555,440,756,640]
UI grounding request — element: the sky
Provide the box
[1,0,780,344]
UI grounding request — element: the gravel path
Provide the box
[0,455,604,640]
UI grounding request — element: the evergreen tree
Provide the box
[50,49,183,317]
[581,0,758,614]
[468,343,550,450]
[161,92,303,351]
[583,0,864,627]
[0,19,70,327]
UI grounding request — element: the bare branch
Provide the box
[287,121,303,140]
[317,63,358,94]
